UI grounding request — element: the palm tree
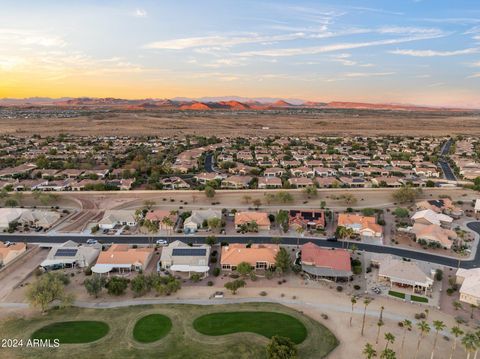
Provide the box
[453,301,463,311]
[400,319,412,359]
[376,320,385,345]
[450,326,464,359]
[474,330,480,359]
[414,320,431,359]
[363,343,377,359]
[462,332,477,359]
[376,306,385,344]
[350,296,357,327]
[430,320,446,359]
[361,297,372,336]
[384,332,395,351]
[380,348,396,359]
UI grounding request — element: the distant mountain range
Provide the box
[0,96,476,112]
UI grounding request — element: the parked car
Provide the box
[156,239,168,245]
[4,241,14,246]
[213,291,224,298]
[86,239,98,245]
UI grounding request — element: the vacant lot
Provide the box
[0,303,338,359]
[2,110,479,136]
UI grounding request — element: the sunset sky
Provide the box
[1,0,479,107]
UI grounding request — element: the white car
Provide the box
[156,239,168,245]
[86,239,98,245]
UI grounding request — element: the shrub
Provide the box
[190,273,201,283]
[207,281,214,287]
[435,269,443,281]
[84,267,93,276]
[354,285,361,290]
[336,286,343,292]
[321,313,329,320]
[259,291,267,296]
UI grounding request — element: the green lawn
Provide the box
[388,290,406,299]
[133,314,172,343]
[411,295,428,303]
[31,321,109,344]
[193,311,307,344]
[0,303,338,359]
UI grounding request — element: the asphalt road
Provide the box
[439,139,457,181]
[3,222,480,269]
[204,153,215,173]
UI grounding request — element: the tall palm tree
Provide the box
[414,320,431,359]
[363,343,377,359]
[384,332,395,351]
[450,326,464,359]
[361,297,372,336]
[376,320,385,345]
[400,319,412,359]
[430,320,446,359]
[473,330,480,359]
[350,296,357,327]
[462,332,477,359]
[376,306,385,344]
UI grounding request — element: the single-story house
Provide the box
[301,242,352,280]
[183,209,222,233]
[378,256,433,295]
[91,244,154,274]
[98,210,137,230]
[145,209,177,231]
[234,211,271,231]
[456,268,480,306]
[41,240,100,269]
[159,240,210,278]
[411,223,457,249]
[411,209,453,227]
[221,243,279,271]
[289,210,325,230]
[258,177,282,189]
[337,213,383,238]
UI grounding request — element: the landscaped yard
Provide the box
[133,314,172,343]
[411,295,428,303]
[388,290,406,300]
[193,311,307,344]
[31,321,109,344]
[0,303,338,359]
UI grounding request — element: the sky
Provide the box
[0,0,479,107]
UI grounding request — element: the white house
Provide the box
[98,210,137,230]
[183,209,222,233]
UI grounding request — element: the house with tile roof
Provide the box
[300,242,352,280]
[221,243,279,271]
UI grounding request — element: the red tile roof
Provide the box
[301,242,351,271]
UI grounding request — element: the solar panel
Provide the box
[172,248,206,256]
[55,248,78,257]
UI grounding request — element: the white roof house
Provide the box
[159,240,210,277]
[378,257,433,294]
[98,210,137,230]
[0,208,60,230]
[456,268,480,306]
[0,208,24,230]
[411,209,453,226]
[183,209,222,233]
[41,241,101,269]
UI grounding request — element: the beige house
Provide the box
[159,240,210,278]
[456,268,480,306]
[378,257,433,295]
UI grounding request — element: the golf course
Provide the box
[0,303,338,359]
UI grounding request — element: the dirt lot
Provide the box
[2,110,479,136]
